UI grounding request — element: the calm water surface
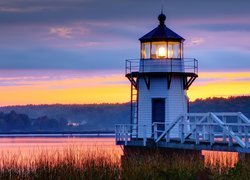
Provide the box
[0,137,238,167]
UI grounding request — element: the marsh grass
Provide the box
[0,145,121,180]
[0,146,250,180]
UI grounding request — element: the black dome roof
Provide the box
[158,13,166,25]
[139,13,185,42]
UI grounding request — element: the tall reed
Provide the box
[0,147,250,179]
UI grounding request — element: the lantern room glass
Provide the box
[141,41,182,59]
[141,42,150,59]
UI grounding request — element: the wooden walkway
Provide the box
[115,112,250,153]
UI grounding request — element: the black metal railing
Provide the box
[125,58,198,75]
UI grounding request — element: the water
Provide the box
[0,136,238,167]
[0,137,122,167]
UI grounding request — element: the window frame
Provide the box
[141,41,183,60]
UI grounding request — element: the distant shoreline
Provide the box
[0,132,115,138]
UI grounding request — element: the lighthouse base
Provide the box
[123,146,203,159]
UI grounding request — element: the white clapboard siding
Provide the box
[137,75,187,138]
[167,76,187,137]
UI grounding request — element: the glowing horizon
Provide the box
[0,70,249,107]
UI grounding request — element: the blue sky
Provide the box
[0,0,249,71]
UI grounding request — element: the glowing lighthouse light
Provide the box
[158,47,166,58]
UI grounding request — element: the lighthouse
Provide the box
[125,13,198,139]
[116,13,250,153]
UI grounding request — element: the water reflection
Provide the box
[0,137,123,167]
[202,150,238,167]
[0,137,239,168]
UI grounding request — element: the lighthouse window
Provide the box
[151,42,167,59]
[141,42,150,59]
[168,42,181,59]
[168,43,174,58]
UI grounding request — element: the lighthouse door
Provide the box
[152,98,165,136]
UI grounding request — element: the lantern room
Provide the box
[140,13,184,60]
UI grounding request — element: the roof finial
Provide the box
[158,6,166,26]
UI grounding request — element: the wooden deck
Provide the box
[117,138,250,153]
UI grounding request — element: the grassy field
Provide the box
[0,147,250,180]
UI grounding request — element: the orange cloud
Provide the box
[188,71,250,101]
[0,84,130,106]
[0,71,130,106]
[0,71,249,106]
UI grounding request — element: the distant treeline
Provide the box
[0,96,249,132]
[0,103,129,132]
[190,96,250,118]
[0,111,68,132]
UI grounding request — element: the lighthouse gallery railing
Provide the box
[125,58,198,75]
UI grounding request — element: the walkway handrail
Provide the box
[154,112,250,148]
[115,124,147,146]
[155,116,182,142]
[210,113,246,148]
[184,113,209,139]
[239,112,250,123]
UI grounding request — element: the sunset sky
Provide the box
[0,0,250,106]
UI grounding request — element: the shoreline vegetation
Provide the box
[0,147,250,179]
[0,96,249,133]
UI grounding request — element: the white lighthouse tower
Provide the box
[116,13,250,153]
[125,13,198,139]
